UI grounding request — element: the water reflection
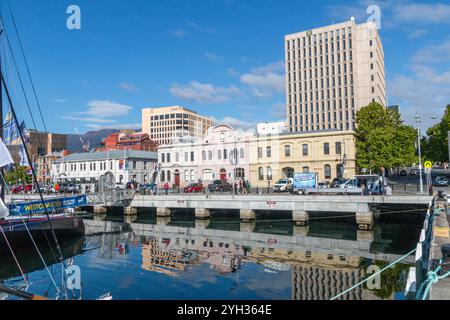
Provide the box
[0,210,421,300]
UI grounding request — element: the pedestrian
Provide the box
[163,182,170,195]
[242,180,248,195]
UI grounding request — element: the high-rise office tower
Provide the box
[285,18,386,133]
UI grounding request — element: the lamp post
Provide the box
[414,115,424,194]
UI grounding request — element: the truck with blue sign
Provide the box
[292,173,319,195]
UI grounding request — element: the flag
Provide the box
[19,144,29,167]
[0,198,9,219]
[0,137,14,168]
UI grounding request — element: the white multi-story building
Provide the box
[285,18,386,133]
[158,125,254,187]
[257,122,288,136]
[51,150,158,185]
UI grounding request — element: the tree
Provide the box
[422,105,450,163]
[3,166,32,185]
[355,102,417,173]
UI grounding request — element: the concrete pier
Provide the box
[356,211,374,230]
[195,208,211,220]
[240,222,256,233]
[93,205,107,214]
[293,225,309,237]
[124,206,138,216]
[195,219,210,230]
[293,210,309,226]
[124,215,137,223]
[156,207,171,217]
[240,209,256,221]
[156,216,171,226]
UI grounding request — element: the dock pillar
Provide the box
[293,211,309,226]
[293,225,309,237]
[93,205,107,214]
[240,209,256,222]
[124,206,138,216]
[195,219,210,230]
[156,207,171,217]
[157,216,171,226]
[195,208,211,220]
[124,215,137,224]
[356,211,374,231]
[240,222,256,233]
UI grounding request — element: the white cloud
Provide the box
[169,29,188,37]
[85,123,142,130]
[393,3,450,24]
[170,81,242,103]
[80,100,133,118]
[240,61,285,97]
[204,53,223,63]
[119,82,140,93]
[407,29,429,39]
[412,40,450,64]
[211,116,256,131]
[62,116,117,124]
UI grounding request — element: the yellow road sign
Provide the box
[424,161,433,169]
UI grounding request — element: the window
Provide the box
[208,151,213,160]
[303,166,310,173]
[167,153,171,163]
[336,142,342,155]
[161,153,165,163]
[266,147,272,158]
[285,145,291,157]
[324,143,330,155]
[223,149,228,160]
[184,152,188,162]
[235,168,245,179]
[258,167,264,181]
[184,170,189,182]
[302,144,309,156]
[217,149,222,160]
[257,147,263,159]
[167,170,171,182]
[161,171,165,182]
[202,151,207,161]
[190,170,195,181]
[191,151,195,162]
[325,165,332,179]
[175,153,179,162]
[203,169,213,181]
[267,167,273,181]
[240,148,245,159]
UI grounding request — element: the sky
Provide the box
[1,0,450,134]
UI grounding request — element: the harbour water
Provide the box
[0,209,424,300]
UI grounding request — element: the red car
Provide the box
[24,184,33,193]
[184,183,204,193]
[11,185,24,194]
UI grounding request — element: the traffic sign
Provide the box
[424,161,433,169]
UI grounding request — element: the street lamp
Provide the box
[414,115,424,194]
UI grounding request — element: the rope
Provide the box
[330,248,417,300]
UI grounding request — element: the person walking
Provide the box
[163,182,170,195]
[242,180,248,195]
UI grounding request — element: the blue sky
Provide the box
[1,0,450,134]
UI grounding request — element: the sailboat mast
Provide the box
[0,28,5,203]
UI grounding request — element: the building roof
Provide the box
[55,150,157,163]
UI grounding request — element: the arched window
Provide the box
[208,150,213,160]
[190,170,195,181]
[258,167,264,181]
[267,146,272,158]
[167,170,171,182]
[202,151,207,161]
[284,145,291,157]
[267,167,273,181]
[324,165,332,179]
[160,171,165,182]
[184,170,189,182]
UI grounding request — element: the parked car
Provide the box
[208,180,233,193]
[184,183,204,193]
[11,185,24,194]
[23,184,33,193]
[273,179,293,193]
[331,178,347,188]
[434,176,449,187]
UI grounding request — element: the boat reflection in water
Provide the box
[0,210,420,300]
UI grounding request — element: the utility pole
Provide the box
[415,115,424,194]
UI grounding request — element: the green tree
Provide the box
[355,102,417,172]
[422,105,450,163]
[4,166,32,185]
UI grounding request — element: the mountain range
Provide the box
[67,129,140,153]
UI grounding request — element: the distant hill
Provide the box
[67,129,141,153]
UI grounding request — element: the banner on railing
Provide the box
[8,195,88,216]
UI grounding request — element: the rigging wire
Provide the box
[0,224,28,285]
[0,173,61,294]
